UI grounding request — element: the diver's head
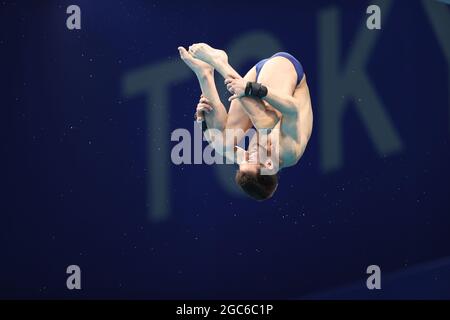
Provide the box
[235,158,278,201]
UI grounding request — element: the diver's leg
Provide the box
[179,46,251,162]
[189,44,280,129]
[178,46,227,129]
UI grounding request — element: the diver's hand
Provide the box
[225,77,246,101]
[195,95,213,121]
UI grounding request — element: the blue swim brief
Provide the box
[254,52,304,86]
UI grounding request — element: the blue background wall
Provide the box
[0,0,449,299]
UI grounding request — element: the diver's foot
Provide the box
[178,46,213,77]
[188,43,228,69]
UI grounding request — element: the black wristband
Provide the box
[245,82,252,96]
[245,82,268,98]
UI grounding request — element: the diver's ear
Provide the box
[264,159,274,170]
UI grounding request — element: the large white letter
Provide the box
[422,0,450,135]
[319,1,402,173]
[123,60,191,221]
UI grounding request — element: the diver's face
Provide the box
[238,147,274,173]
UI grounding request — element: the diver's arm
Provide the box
[227,78,299,116]
[261,87,299,116]
[196,97,241,164]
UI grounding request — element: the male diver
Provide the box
[178,43,313,200]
